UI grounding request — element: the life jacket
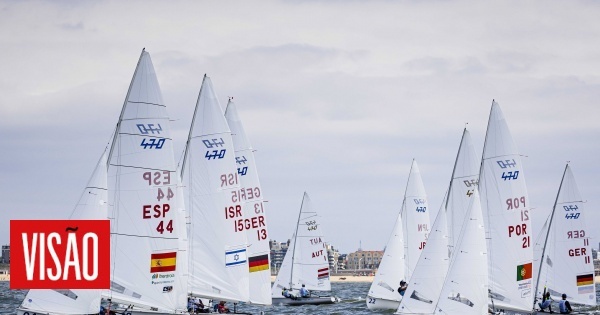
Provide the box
[558,300,568,313]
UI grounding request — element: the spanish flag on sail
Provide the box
[248,254,269,273]
[150,252,177,273]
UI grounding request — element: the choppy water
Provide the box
[2,282,600,314]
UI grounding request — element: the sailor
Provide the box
[538,291,552,313]
[558,293,572,314]
[300,284,310,298]
[217,301,230,313]
[398,280,408,296]
[188,297,197,313]
[282,287,292,298]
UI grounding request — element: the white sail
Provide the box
[224,100,271,305]
[447,129,479,255]
[436,189,488,315]
[396,128,477,314]
[271,236,295,295]
[271,193,331,295]
[367,214,406,309]
[534,165,596,306]
[479,100,533,312]
[107,49,187,313]
[402,160,430,281]
[181,75,250,302]
[396,205,449,314]
[19,151,108,314]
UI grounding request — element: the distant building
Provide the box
[594,258,600,276]
[593,248,598,260]
[337,254,347,271]
[269,239,290,275]
[326,243,340,273]
[1,245,9,264]
[346,250,383,270]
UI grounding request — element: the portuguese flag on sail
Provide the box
[516,262,532,281]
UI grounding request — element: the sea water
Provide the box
[2,282,600,314]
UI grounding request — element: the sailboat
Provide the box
[180,75,250,303]
[367,159,430,310]
[17,151,108,315]
[533,164,596,309]
[478,100,533,313]
[224,99,272,306]
[396,128,479,315]
[271,192,338,305]
[105,49,188,314]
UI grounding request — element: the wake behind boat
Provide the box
[271,192,339,306]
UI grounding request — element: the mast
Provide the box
[107,48,145,169]
[401,159,414,277]
[180,74,207,179]
[445,128,467,210]
[289,192,306,288]
[532,163,569,308]
[477,100,496,310]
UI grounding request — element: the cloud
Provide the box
[0,0,599,255]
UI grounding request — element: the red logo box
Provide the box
[10,220,110,289]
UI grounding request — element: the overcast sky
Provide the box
[1,0,599,254]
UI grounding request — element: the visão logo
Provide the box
[10,220,110,289]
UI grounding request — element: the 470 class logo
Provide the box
[10,220,110,289]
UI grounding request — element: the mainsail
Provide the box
[436,189,488,315]
[534,164,596,306]
[106,49,187,312]
[271,193,331,295]
[180,75,250,302]
[401,159,430,281]
[479,100,533,312]
[224,100,272,305]
[367,214,406,308]
[19,151,108,314]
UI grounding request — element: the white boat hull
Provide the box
[366,295,400,310]
[17,307,187,315]
[272,296,338,305]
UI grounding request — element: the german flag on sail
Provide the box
[576,273,594,286]
[516,263,532,281]
[150,252,177,273]
[248,254,269,273]
[318,267,329,280]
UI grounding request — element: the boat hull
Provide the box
[17,307,187,315]
[366,295,400,310]
[272,296,338,305]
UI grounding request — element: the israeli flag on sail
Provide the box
[225,248,247,267]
